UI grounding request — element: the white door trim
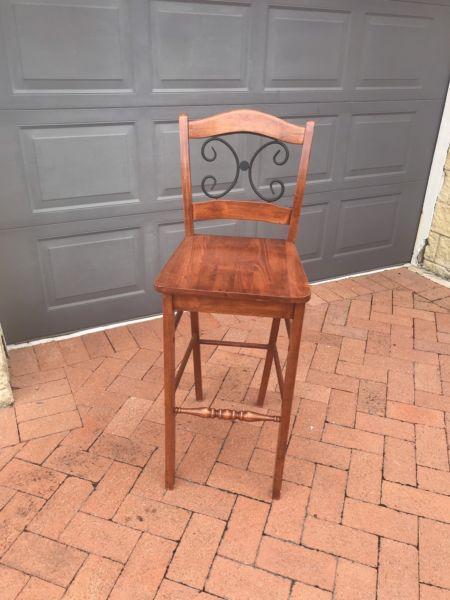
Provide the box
[412,82,450,265]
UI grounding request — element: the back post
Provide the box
[179,113,194,235]
[288,120,315,242]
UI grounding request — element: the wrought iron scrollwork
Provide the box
[200,134,289,203]
[201,137,240,199]
[248,140,289,202]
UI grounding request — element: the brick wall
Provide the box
[422,147,450,279]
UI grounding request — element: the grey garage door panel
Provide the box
[315,181,426,279]
[0,108,155,228]
[0,0,151,109]
[0,0,449,110]
[0,100,443,229]
[262,0,449,102]
[0,214,159,343]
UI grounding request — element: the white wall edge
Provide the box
[7,262,409,350]
[412,82,450,265]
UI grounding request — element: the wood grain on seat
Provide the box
[154,234,310,303]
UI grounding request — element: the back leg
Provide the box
[190,311,203,402]
[256,318,280,407]
[272,304,305,499]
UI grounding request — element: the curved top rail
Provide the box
[188,109,305,144]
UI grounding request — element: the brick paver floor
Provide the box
[1,266,450,599]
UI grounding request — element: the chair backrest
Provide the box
[179,109,315,243]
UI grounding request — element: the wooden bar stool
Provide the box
[154,109,315,499]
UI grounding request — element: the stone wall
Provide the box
[422,147,450,279]
[0,324,13,407]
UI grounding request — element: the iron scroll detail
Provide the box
[200,134,289,203]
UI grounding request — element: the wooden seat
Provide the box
[155,234,310,303]
[154,109,315,499]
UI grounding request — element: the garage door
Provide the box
[0,0,449,343]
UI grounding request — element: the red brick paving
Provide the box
[0,266,449,598]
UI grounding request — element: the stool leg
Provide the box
[190,312,203,402]
[163,295,176,489]
[272,304,305,499]
[257,318,280,407]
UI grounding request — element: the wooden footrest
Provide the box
[174,406,281,423]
